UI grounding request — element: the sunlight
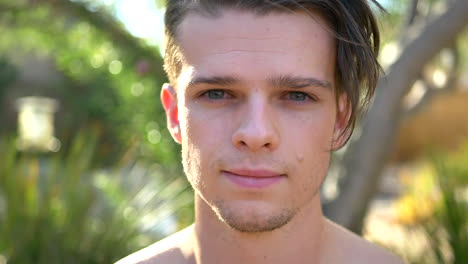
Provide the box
[115,0,165,47]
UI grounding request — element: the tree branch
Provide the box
[404,0,419,27]
[323,0,468,234]
[34,0,167,81]
[403,44,459,117]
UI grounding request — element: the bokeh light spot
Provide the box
[148,129,161,144]
[131,82,145,96]
[146,121,159,131]
[91,54,104,68]
[109,60,123,74]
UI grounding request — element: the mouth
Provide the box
[222,169,286,188]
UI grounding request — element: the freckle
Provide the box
[296,151,304,163]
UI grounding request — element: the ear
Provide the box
[331,93,351,150]
[161,83,182,143]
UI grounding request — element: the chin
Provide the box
[212,199,297,233]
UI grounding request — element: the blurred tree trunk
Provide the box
[323,0,468,234]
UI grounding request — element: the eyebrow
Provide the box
[188,76,238,88]
[269,75,332,90]
[187,74,332,90]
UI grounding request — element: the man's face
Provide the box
[162,9,348,232]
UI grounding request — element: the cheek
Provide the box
[181,106,227,150]
[288,139,332,207]
[283,110,335,189]
[283,108,336,150]
[179,106,228,185]
[179,106,203,185]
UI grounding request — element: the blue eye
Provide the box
[287,91,309,101]
[204,89,226,99]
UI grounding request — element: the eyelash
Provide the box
[281,91,315,103]
[199,89,233,100]
[198,89,316,103]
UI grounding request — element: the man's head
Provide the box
[163,0,382,145]
[161,0,381,233]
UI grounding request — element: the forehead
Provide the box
[176,9,336,89]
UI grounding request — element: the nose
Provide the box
[232,96,279,152]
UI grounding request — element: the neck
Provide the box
[191,194,327,264]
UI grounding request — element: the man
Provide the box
[118,0,404,263]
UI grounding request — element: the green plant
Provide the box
[394,143,468,264]
[425,145,468,264]
[0,131,193,264]
[0,1,180,166]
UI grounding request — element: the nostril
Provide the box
[237,139,272,149]
[231,120,279,151]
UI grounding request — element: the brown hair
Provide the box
[163,0,383,147]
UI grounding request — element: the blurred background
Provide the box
[0,0,466,263]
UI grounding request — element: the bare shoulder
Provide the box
[323,220,405,264]
[115,225,194,264]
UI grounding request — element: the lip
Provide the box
[223,169,285,188]
[227,169,283,178]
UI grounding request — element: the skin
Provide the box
[117,9,404,264]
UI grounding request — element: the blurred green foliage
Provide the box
[0,0,179,165]
[0,57,17,100]
[0,1,193,261]
[0,131,193,264]
[0,0,466,262]
[395,143,468,264]
[425,145,468,264]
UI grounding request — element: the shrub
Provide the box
[0,131,192,264]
